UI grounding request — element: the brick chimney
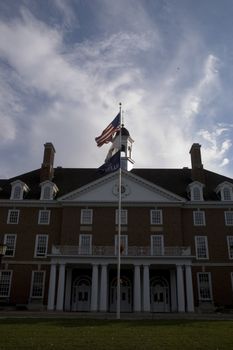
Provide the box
[40,143,56,182]
[189,143,205,183]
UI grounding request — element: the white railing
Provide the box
[52,245,191,257]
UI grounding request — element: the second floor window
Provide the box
[225,211,233,226]
[150,210,163,225]
[4,234,17,257]
[115,234,128,256]
[79,234,92,254]
[115,209,128,225]
[151,235,164,255]
[34,235,48,257]
[193,210,206,226]
[195,236,209,259]
[38,210,51,225]
[80,209,93,225]
[7,210,20,224]
[227,236,233,259]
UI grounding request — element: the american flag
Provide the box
[95,113,120,147]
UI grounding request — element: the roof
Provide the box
[0,167,233,201]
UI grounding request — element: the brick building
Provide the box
[0,127,233,313]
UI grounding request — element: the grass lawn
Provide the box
[0,318,232,350]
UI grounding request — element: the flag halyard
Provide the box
[95,113,120,147]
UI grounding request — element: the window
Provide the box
[34,235,48,257]
[227,236,233,259]
[151,235,164,255]
[0,271,12,297]
[193,187,202,201]
[195,236,209,259]
[7,210,20,224]
[80,209,93,225]
[223,187,232,201]
[10,181,29,200]
[38,210,50,225]
[225,211,233,226]
[30,271,45,298]
[115,209,128,225]
[40,181,58,200]
[197,272,212,301]
[79,234,92,254]
[13,186,22,200]
[187,181,204,201]
[150,210,163,225]
[193,210,205,226]
[4,234,17,257]
[115,234,128,255]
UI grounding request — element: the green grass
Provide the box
[0,319,232,350]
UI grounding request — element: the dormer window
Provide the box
[10,180,29,200]
[187,181,204,201]
[215,182,233,201]
[40,181,58,200]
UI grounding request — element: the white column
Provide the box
[56,263,66,311]
[64,268,72,311]
[91,264,99,312]
[185,264,194,312]
[143,264,150,312]
[134,265,141,312]
[47,263,57,311]
[170,269,177,312]
[99,264,108,312]
[176,264,185,312]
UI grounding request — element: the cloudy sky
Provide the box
[1,0,233,179]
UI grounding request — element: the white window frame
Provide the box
[195,236,209,259]
[150,209,163,225]
[40,181,58,200]
[0,270,12,297]
[224,211,233,226]
[7,209,20,224]
[227,236,233,259]
[3,234,17,257]
[151,235,164,256]
[10,181,29,200]
[30,271,45,299]
[115,234,128,256]
[80,209,93,225]
[197,272,213,301]
[79,234,92,255]
[222,187,233,201]
[38,210,51,225]
[193,210,206,226]
[34,234,48,258]
[115,209,128,225]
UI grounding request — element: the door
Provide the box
[72,277,91,311]
[110,277,132,312]
[150,277,170,312]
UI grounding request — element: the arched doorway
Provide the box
[150,277,170,312]
[110,276,132,312]
[72,276,91,311]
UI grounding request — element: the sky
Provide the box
[1,0,233,179]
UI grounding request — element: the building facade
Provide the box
[1,131,233,313]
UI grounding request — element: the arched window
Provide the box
[223,187,232,201]
[13,185,22,200]
[193,186,201,201]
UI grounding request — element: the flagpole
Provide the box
[116,102,122,320]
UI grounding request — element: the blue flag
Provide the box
[98,150,120,174]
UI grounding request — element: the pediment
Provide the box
[58,170,185,203]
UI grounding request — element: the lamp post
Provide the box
[0,244,7,266]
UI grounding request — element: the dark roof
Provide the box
[0,166,233,201]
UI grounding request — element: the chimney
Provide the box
[189,143,205,183]
[40,143,56,182]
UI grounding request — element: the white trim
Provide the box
[3,234,17,257]
[0,270,12,297]
[7,209,20,224]
[115,209,128,225]
[224,211,233,226]
[30,270,45,299]
[79,234,92,254]
[151,235,164,255]
[197,272,213,301]
[10,180,29,200]
[34,234,48,258]
[195,236,209,260]
[150,209,163,225]
[114,234,128,255]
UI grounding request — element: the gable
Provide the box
[58,170,185,203]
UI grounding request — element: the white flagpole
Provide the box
[116,102,122,320]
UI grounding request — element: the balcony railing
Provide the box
[51,245,191,257]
